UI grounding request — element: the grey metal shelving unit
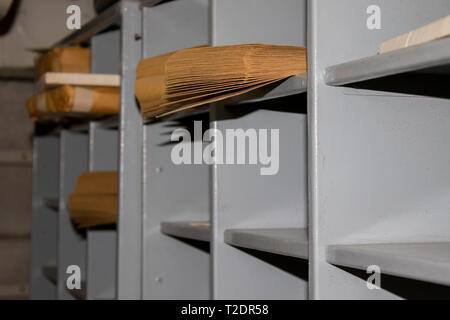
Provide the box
[141,0,210,300]
[308,0,450,300]
[31,135,59,299]
[30,1,143,300]
[84,29,120,300]
[209,0,308,300]
[30,0,450,300]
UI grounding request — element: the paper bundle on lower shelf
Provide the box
[68,171,117,229]
[26,85,119,121]
[135,43,307,118]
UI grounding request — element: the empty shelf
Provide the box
[327,242,450,286]
[325,37,450,86]
[224,228,308,259]
[37,72,121,91]
[161,221,211,242]
[42,265,57,285]
[43,197,59,211]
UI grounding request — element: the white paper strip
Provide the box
[73,87,94,113]
[36,93,47,112]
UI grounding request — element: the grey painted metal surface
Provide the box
[325,37,450,86]
[43,197,59,211]
[161,221,211,242]
[86,122,118,300]
[30,136,59,299]
[55,2,121,46]
[90,30,121,75]
[42,266,57,285]
[210,0,308,300]
[327,242,450,287]
[142,0,209,57]
[86,229,117,299]
[89,123,119,171]
[224,228,308,259]
[142,119,210,299]
[210,0,305,46]
[57,130,88,300]
[87,31,119,300]
[210,107,308,300]
[141,0,210,300]
[308,0,450,299]
[117,1,143,299]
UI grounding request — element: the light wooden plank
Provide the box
[37,72,120,91]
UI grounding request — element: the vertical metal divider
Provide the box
[209,0,308,299]
[30,135,59,299]
[86,30,120,300]
[306,0,318,301]
[117,1,143,299]
[57,130,88,299]
[141,0,210,299]
[208,2,214,301]
[86,122,118,300]
[308,0,450,299]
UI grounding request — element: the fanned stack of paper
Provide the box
[68,171,117,229]
[35,47,90,78]
[26,85,119,121]
[135,44,307,118]
[379,15,450,54]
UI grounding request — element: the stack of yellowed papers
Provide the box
[35,47,91,78]
[26,85,119,121]
[135,44,307,118]
[68,171,117,229]
[26,46,120,121]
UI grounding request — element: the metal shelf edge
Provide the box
[327,242,450,287]
[224,228,309,259]
[161,221,211,242]
[325,37,450,86]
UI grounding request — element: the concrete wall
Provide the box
[0,80,34,299]
[0,0,96,68]
[0,0,95,299]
